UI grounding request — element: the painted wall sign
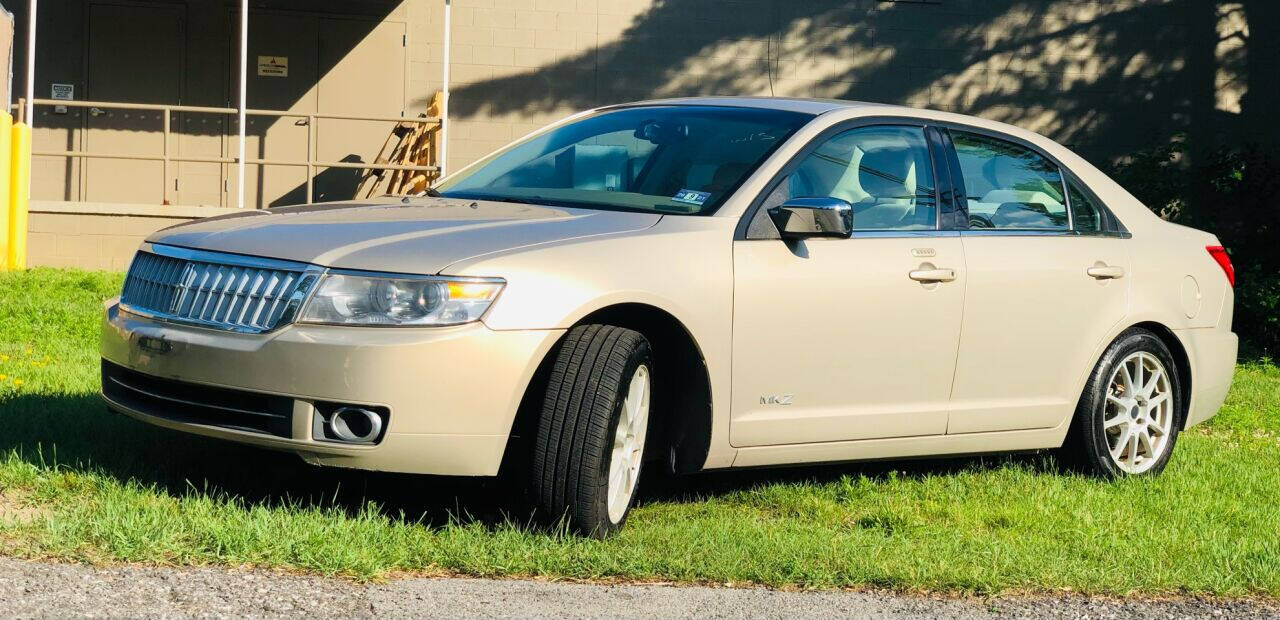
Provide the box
[257,56,289,77]
[51,83,75,100]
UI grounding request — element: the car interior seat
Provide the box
[834,145,920,229]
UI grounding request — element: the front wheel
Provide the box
[528,324,652,537]
[1065,328,1182,477]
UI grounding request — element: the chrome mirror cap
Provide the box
[767,197,854,239]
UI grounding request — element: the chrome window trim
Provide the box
[746,228,1129,239]
[851,230,960,239]
[1062,167,1075,231]
[118,243,327,335]
[958,229,1131,238]
[738,230,959,241]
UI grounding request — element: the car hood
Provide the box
[146,198,663,274]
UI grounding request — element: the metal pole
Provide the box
[162,108,170,204]
[439,0,450,179]
[305,113,314,203]
[24,0,36,126]
[237,0,247,208]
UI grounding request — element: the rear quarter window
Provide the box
[952,131,1067,231]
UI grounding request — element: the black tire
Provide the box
[529,324,653,537]
[1063,328,1182,478]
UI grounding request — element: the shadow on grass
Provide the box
[640,450,1061,510]
[0,391,1063,531]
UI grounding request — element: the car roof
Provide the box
[603,96,1046,144]
[611,96,1080,155]
[602,96,883,116]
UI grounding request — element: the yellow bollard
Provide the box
[8,121,31,270]
[0,113,10,271]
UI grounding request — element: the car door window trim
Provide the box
[931,122,1131,238]
[1062,169,1131,237]
[736,116,944,241]
[738,115,1132,240]
[851,230,960,239]
[925,126,967,231]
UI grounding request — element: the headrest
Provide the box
[992,202,1056,228]
[859,147,913,199]
[981,189,1061,207]
[702,162,751,193]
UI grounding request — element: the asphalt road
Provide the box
[0,556,1274,618]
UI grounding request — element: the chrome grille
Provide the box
[120,246,318,333]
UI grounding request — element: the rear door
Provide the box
[730,124,967,447]
[944,128,1131,434]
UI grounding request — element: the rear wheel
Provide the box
[529,324,652,537]
[1065,329,1182,477]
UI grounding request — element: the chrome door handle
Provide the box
[1087,265,1125,280]
[89,107,106,117]
[909,268,957,283]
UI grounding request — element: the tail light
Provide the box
[1206,245,1234,287]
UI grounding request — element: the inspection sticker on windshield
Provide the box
[672,189,711,206]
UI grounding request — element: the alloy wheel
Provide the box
[1103,351,1174,474]
[607,364,650,523]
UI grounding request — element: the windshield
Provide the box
[435,106,811,215]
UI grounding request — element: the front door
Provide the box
[83,3,184,204]
[945,129,1131,434]
[731,125,967,447]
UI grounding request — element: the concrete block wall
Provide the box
[409,0,626,175]
[436,0,1241,168]
[27,204,216,271]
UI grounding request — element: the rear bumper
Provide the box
[1176,327,1238,428]
[100,299,563,475]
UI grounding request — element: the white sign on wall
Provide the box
[257,56,289,78]
[51,83,74,100]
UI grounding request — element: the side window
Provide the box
[952,131,1067,230]
[767,125,937,231]
[1067,179,1100,233]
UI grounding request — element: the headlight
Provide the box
[298,272,504,326]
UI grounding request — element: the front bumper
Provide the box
[100,299,563,475]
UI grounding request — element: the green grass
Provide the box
[1,267,1278,594]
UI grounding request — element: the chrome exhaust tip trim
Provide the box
[328,407,383,443]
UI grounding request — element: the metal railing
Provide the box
[16,98,440,206]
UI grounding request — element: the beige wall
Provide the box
[14,0,1275,271]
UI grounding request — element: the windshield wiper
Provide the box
[449,193,547,206]
[443,192,661,215]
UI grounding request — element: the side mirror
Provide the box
[767,197,854,239]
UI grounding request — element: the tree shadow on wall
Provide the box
[448,0,1276,166]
